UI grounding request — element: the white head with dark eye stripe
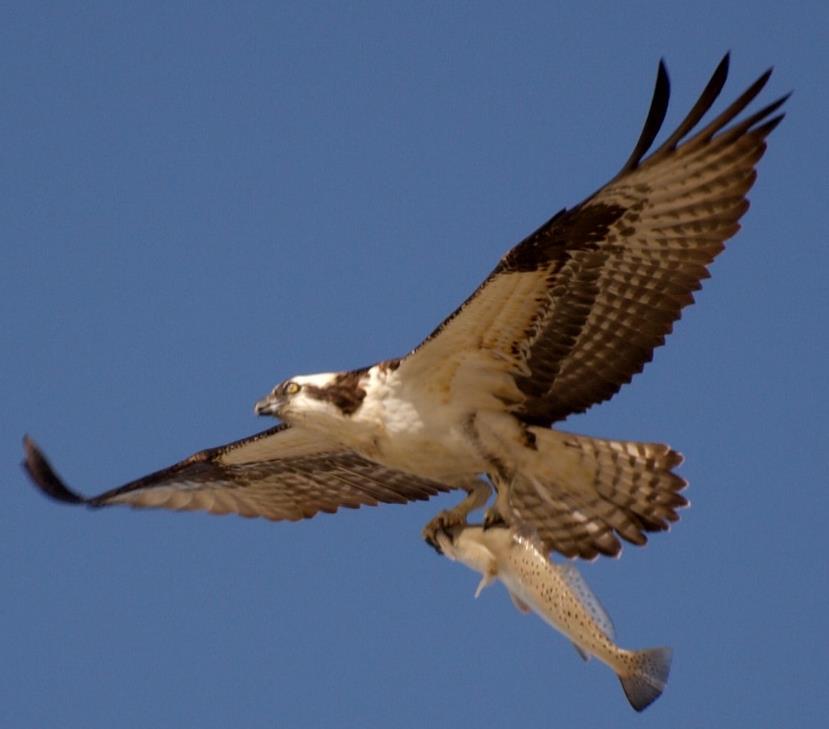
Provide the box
[254,370,368,426]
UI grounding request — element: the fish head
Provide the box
[434,524,506,578]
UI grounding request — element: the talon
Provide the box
[422,516,446,554]
[422,478,492,554]
[422,509,468,554]
[483,508,506,530]
[424,533,444,555]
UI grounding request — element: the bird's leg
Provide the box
[483,476,511,529]
[422,478,491,552]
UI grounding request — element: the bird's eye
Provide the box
[284,382,301,396]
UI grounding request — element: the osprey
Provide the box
[23,55,786,560]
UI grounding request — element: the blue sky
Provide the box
[3,2,827,727]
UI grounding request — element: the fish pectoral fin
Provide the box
[474,576,490,598]
[474,562,498,598]
[508,591,532,614]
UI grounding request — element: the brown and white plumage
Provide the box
[22,55,786,561]
[23,425,448,520]
[403,56,785,425]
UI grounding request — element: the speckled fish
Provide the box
[435,523,672,711]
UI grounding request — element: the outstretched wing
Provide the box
[22,426,449,520]
[400,55,787,425]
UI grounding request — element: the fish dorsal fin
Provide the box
[557,564,615,640]
[508,591,532,614]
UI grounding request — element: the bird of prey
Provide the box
[23,55,786,560]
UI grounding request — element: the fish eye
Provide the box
[284,382,301,396]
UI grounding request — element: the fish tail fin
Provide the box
[618,646,672,712]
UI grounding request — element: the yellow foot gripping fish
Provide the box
[434,523,671,712]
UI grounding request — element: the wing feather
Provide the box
[400,55,787,425]
[22,427,449,522]
[617,59,671,175]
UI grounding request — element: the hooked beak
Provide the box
[254,393,283,417]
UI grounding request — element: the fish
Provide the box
[434,523,672,712]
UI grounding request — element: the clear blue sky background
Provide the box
[3,3,827,727]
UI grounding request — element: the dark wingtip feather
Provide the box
[21,435,87,505]
[715,51,731,82]
[683,64,776,148]
[618,59,671,175]
[754,112,786,137]
[650,53,731,157]
[718,51,732,81]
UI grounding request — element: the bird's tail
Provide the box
[506,428,688,558]
[618,646,672,712]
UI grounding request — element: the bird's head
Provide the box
[254,370,367,426]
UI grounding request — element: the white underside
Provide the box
[324,362,528,486]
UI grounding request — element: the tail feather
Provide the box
[507,428,688,558]
[619,646,672,712]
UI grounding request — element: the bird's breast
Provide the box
[352,384,487,482]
